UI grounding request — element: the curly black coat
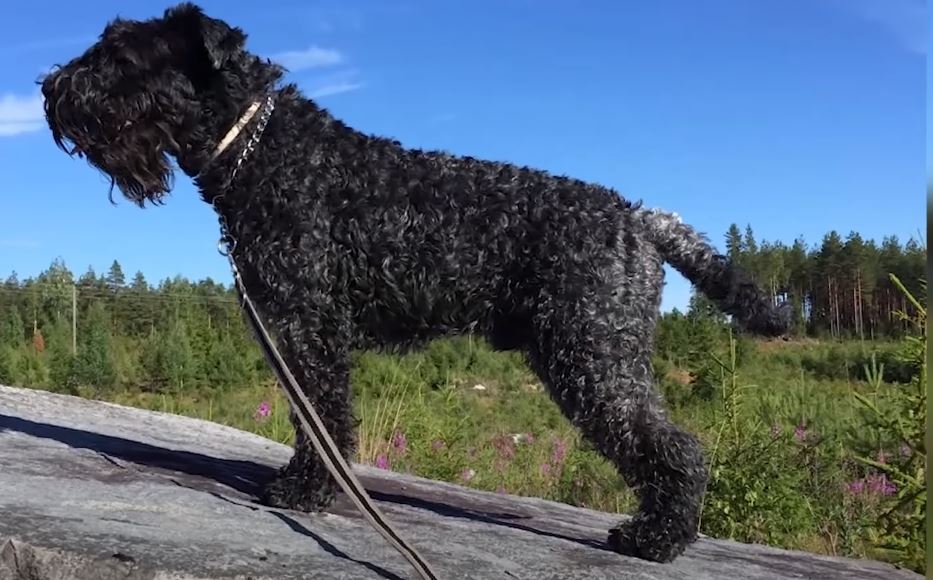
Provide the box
[40,3,790,563]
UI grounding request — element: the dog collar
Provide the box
[210,97,264,161]
[199,94,276,181]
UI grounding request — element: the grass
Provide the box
[62,332,919,569]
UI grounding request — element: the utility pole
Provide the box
[72,284,77,355]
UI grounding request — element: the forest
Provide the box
[0,223,926,573]
[0,224,924,391]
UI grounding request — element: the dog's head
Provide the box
[40,3,282,206]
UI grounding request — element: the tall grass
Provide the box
[58,296,924,574]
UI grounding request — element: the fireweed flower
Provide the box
[391,430,407,455]
[492,434,515,460]
[793,424,807,442]
[375,454,390,470]
[254,401,271,420]
[551,436,568,464]
[847,474,897,497]
[868,473,896,496]
[846,480,865,494]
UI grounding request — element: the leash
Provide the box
[211,96,440,580]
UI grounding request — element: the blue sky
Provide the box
[0,0,925,312]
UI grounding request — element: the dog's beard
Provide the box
[49,119,177,207]
[89,141,175,206]
[43,78,180,207]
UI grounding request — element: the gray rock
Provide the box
[0,384,921,580]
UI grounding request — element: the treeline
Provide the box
[720,224,925,339]
[0,260,269,392]
[0,225,925,392]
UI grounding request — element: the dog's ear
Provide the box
[164,3,246,69]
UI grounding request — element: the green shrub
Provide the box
[845,276,926,573]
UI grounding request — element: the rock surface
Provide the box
[0,384,921,580]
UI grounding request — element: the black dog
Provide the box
[40,3,789,563]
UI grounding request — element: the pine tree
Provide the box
[204,331,251,390]
[78,266,99,288]
[785,237,810,333]
[144,318,197,391]
[725,224,743,263]
[1,305,25,347]
[815,231,845,337]
[74,301,115,389]
[0,346,15,384]
[37,259,74,327]
[125,271,154,337]
[106,260,126,289]
[46,315,77,393]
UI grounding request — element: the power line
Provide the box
[0,285,239,305]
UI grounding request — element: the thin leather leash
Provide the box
[209,95,440,580]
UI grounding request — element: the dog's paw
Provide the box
[607,518,694,563]
[260,475,336,513]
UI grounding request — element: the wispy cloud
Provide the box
[271,45,344,71]
[306,68,365,99]
[842,0,926,55]
[0,239,41,249]
[1,35,95,56]
[269,43,363,98]
[0,93,44,137]
[309,81,364,98]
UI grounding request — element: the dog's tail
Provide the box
[638,207,792,336]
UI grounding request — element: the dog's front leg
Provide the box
[260,315,355,513]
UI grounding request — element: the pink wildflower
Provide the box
[551,436,568,464]
[867,473,896,496]
[375,454,390,470]
[846,479,865,494]
[254,401,271,420]
[492,434,515,460]
[391,430,407,455]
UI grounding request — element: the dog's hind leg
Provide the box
[527,250,707,562]
[260,313,356,513]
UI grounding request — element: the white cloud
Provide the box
[0,239,40,249]
[0,93,44,137]
[271,46,344,71]
[843,0,926,55]
[309,81,364,98]
[2,35,95,55]
[306,68,365,99]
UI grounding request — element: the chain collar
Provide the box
[200,93,276,183]
[206,93,276,257]
[224,93,276,186]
